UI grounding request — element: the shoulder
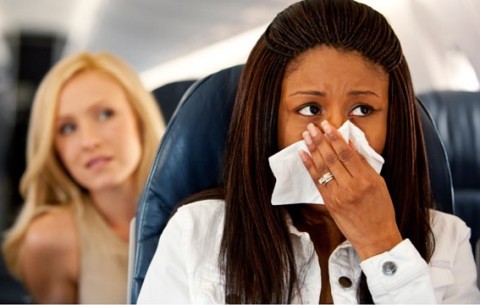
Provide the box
[19,206,79,303]
[174,199,225,226]
[140,200,225,303]
[164,199,225,241]
[430,210,470,241]
[430,210,471,258]
[20,206,77,269]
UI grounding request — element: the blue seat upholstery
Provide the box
[152,80,196,123]
[418,90,480,253]
[131,65,453,302]
[131,65,242,302]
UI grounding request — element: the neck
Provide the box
[89,182,138,241]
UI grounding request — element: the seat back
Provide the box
[419,90,480,252]
[417,99,455,213]
[131,65,242,302]
[131,65,453,302]
[152,80,197,123]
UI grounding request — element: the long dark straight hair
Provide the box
[221,0,435,303]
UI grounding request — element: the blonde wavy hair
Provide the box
[2,51,165,278]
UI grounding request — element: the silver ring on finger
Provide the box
[318,172,334,186]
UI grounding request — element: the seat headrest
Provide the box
[417,99,454,212]
[418,90,480,189]
[152,80,197,123]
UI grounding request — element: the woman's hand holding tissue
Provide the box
[299,120,403,261]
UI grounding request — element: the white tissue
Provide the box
[268,120,384,205]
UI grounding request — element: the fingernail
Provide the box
[298,150,308,162]
[321,120,332,134]
[307,123,318,137]
[303,131,313,145]
[349,140,356,150]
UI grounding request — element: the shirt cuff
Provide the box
[360,239,436,303]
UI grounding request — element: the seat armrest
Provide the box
[476,239,480,288]
[127,217,136,303]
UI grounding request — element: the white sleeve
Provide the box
[137,210,192,304]
[360,239,437,304]
[441,226,480,303]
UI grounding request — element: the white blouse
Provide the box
[138,199,480,304]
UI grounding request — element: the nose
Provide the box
[79,124,101,150]
[324,111,347,129]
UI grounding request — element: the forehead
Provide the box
[60,70,124,99]
[57,70,131,114]
[285,46,388,82]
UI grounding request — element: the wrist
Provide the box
[357,231,403,261]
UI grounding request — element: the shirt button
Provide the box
[382,261,397,276]
[338,276,352,288]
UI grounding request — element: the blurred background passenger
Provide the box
[2,52,164,303]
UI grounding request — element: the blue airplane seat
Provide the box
[152,79,196,123]
[419,90,480,254]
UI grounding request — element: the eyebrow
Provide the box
[289,89,379,97]
[347,90,379,97]
[55,114,73,123]
[289,90,325,97]
[56,99,111,118]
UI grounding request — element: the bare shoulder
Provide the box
[22,206,77,256]
[19,205,78,303]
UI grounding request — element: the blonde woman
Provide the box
[2,52,164,303]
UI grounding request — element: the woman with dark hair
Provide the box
[138,0,480,303]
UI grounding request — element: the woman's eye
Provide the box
[98,109,114,121]
[350,105,373,117]
[298,104,322,116]
[59,123,76,135]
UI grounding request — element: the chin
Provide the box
[82,178,125,193]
